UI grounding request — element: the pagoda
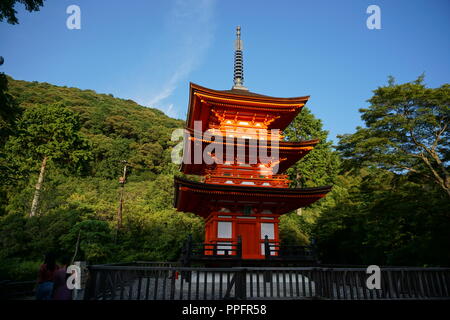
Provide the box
[174,27,331,260]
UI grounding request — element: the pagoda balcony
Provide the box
[182,237,243,262]
[180,235,318,267]
[204,174,289,188]
[262,236,317,262]
[206,126,285,140]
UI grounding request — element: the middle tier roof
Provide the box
[180,127,319,175]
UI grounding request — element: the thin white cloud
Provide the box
[166,103,174,115]
[147,0,216,114]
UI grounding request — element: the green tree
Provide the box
[0,0,45,24]
[313,168,450,266]
[0,73,22,215]
[61,220,114,264]
[281,106,340,232]
[0,73,21,145]
[279,213,309,246]
[284,106,340,188]
[5,103,91,217]
[338,76,450,197]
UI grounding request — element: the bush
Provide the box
[0,258,40,281]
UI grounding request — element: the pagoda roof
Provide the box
[186,83,310,131]
[174,176,331,218]
[180,128,319,175]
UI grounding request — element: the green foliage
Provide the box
[0,73,21,145]
[282,77,450,267]
[0,73,23,203]
[118,209,203,262]
[284,107,340,188]
[6,76,183,179]
[5,102,92,176]
[0,74,449,282]
[0,76,198,279]
[0,259,41,281]
[313,168,450,266]
[280,106,341,231]
[338,76,450,197]
[60,220,114,264]
[0,0,45,24]
[279,213,309,246]
[311,76,450,266]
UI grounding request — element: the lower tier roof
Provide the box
[174,176,332,218]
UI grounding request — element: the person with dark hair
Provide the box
[36,252,59,300]
[52,255,73,300]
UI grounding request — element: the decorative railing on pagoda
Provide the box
[206,127,285,140]
[180,235,243,267]
[204,174,289,188]
[204,165,290,187]
[180,235,317,267]
[263,236,317,261]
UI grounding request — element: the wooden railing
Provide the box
[84,264,450,300]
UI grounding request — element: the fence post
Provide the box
[313,268,324,299]
[170,268,177,300]
[235,268,247,300]
[181,235,192,267]
[180,235,192,283]
[83,267,94,300]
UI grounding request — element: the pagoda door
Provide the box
[236,222,260,259]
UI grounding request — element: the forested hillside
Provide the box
[0,74,448,281]
[0,75,204,280]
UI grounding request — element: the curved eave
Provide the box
[184,127,320,148]
[174,176,332,218]
[190,82,310,104]
[186,83,310,131]
[180,132,320,175]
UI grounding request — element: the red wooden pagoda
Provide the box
[174,27,331,260]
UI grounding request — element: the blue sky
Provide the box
[1,0,449,142]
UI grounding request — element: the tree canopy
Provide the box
[0,0,45,24]
[0,76,200,280]
[5,103,91,172]
[284,106,340,188]
[338,76,450,197]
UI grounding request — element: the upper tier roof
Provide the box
[186,83,310,132]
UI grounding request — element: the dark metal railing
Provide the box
[263,236,317,261]
[181,235,242,267]
[84,264,450,300]
[0,280,36,300]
